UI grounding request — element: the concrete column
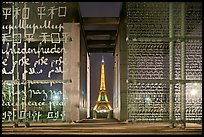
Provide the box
[113,41,120,120]
[63,23,80,122]
[87,55,91,118]
[112,3,128,122]
[120,19,128,122]
[180,3,186,128]
[93,110,97,119]
[169,2,175,128]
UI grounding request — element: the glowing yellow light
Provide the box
[190,89,197,96]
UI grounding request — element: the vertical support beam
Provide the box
[63,23,72,122]
[12,2,20,127]
[12,2,20,128]
[113,39,120,119]
[169,2,175,128]
[23,41,28,127]
[119,2,128,121]
[63,23,80,122]
[180,2,186,128]
[86,54,90,118]
[11,2,16,126]
[23,2,29,128]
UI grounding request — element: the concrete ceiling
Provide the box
[79,2,122,17]
[79,2,122,53]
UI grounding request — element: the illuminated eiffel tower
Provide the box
[93,56,112,118]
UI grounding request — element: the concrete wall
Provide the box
[113,40,120,120]
[119,21,128,121]
[113,6,128,121]
[79,26,88,119]
[63,23,87,122]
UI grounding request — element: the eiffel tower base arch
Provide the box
[92,110,113,119]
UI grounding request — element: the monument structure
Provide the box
[93,56,113,118]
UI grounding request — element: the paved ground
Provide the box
[2,119,202,135]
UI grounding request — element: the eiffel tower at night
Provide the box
[92,56,113,119]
